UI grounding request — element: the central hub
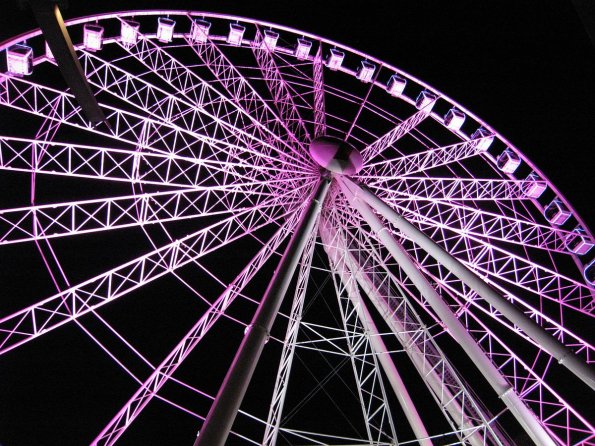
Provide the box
[308,136,363,175]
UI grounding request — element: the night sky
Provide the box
[0,1,593,445]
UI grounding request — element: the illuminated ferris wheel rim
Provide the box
[2,9,593,257]
[0,8,593,446]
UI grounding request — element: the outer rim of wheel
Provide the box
[2,9,592,268]
[1,8,593,445]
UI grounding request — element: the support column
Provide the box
[194,179,330,446]
[337,176,555,446]
[321,222,433,446]
[343,176,595,391]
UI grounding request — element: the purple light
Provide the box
[544,199,571,226]
[356,60,376,83]
[157,18,176,43]
[387,74,407,97]
[326,49,344,70]
[84,24,104,51]
[471,128,494,152]
[295,38,312,60]
[228,23,245,46]
[261,29,279,50]
[6,44,33,76]
[566,227,593,255]
[522,173,547,198]
[496,148,521,173]
[415,90,437,110]
[191,19,211,43]
[444,108,465,130]
[120,20,140,46]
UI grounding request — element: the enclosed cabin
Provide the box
[471,128,494,152]
[387,74,407,97]
[584,259,595,286]
[415,90,437,111]
[191,19,211,43]
[326,48,344,71]
[444,108,466,131]
[565,227,594,255]
[295,38,312,60]
[83,24,104,51]
[120,20,140,46]
[260,29,279,50]
[356,60,376,83]
[157,18,176,43]
[544,199,571,226]
[227,23,245,46]
[522,173,547,198]
[6,44,33,76]
[496,148,521,173]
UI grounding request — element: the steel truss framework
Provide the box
[0,10,593,446]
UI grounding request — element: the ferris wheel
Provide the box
[0,9,593,446]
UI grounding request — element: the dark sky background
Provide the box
[0,1,594,445]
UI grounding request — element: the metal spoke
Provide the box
[0,188,311,355]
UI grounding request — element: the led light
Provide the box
[6,44,33,76]
[295,38,312,60]
[471,128,494,152]
[83,24,104,51]
[157,18,176,43]
[326,49,344,71]
[261,29,279,50]
[566,227,593,255]
[228,23,245,46]
[444,108,465,130]
[415,90,437,111]
[356,60,376,83]
[387,74,406,96]
[191,19,211,43]
[544,199,571,226]
[121,20,140,46]
[496,148,521,173]
[522,173,547,198]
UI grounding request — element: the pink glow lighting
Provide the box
[120,20,140,46]
[544,199,572,226]
[356,60,376,83]
[387,74,407,96]
[496,148,521,173]
[295,38,312,60]
[83,24,104,51]
[444,108,466,130]
[522,173,547,198]
[326,48,344,70]
[157,18,176,43]
[566,227,594,255]
[471,128,494,151]
[261,29,279,50]
[415,90,437,110]
[6,44,33,76]
[228,23,245,46]
[191,19,211,43]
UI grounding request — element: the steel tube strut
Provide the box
[321,223,433,446]
[337,176,555,446]
[29,0,106,124]
[343,176,595,391]
[194,179,330,446]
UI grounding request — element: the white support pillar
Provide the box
[337,175,555,446]
[329,226,497,446]
[344,176,595,392]
[321,221,433,446]
[194,179,330,446]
